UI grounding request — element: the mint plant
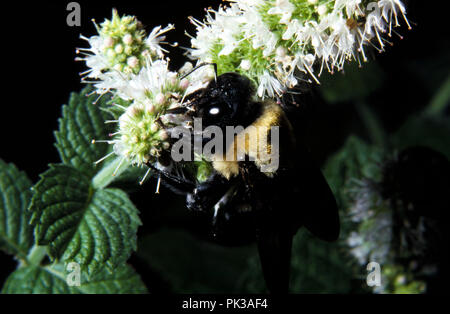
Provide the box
[1,89,147,293]
[1,0,414,294]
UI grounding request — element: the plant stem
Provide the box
[92,156,130,189]
[425,74,450,116]
[356,101,387,149]
[25,245,47,267]
[44,265,66,281]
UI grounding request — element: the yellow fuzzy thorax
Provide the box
[212,100,285,180]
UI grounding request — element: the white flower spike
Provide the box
[187,0,411,98]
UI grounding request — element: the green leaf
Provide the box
[289,231,362,293]
[55,87,113,177]
[240,230,364,293]
[393,115,450,159]
[2,263,147,294]
[137,228,256,293]
[30,164,141,276]
[0,159,34,260]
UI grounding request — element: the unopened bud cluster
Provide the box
[97,9,148,74]
[115,103,170,165]
[112,60,191,166]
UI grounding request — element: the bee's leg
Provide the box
[186,173,232,212]
[211,184,239,226]
[146,163,196,194]
[148,163,232,213]
[207,183,256,244]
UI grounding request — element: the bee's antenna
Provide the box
[180,62,217,81]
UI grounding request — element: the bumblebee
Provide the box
[149,70,340,293]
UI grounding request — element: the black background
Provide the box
[0,0,449,293]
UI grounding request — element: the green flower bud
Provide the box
[96,9,149,74]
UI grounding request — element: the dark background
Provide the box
[0,0,449,292]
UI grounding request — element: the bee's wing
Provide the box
[256,143,340,242]
[276,115,340,241]
[252,144,339,293]
[293,152,340,242]
[255,219,292,294]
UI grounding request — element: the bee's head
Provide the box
[187,72,260,130]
